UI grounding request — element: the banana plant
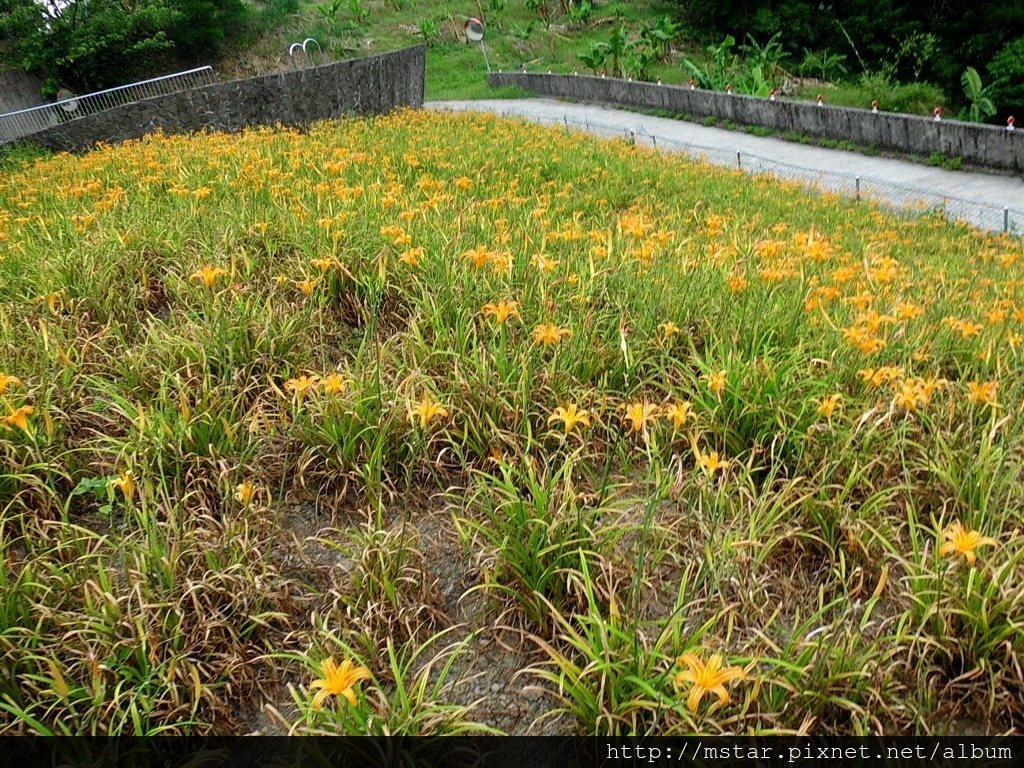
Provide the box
[509,21,535,41]
[639,16,679,63]
[745,65,772,97]
[741,32,785,79]
[626,47,656,81]
[524,0,550,28]
[606,23,632,78]
[566,0,594,29]
[577,41,609,74]
[709,34,739,73]
[800,48,848,82]
[959,66,997,123]
[682,35,739,90]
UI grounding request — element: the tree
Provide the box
[2,0,181,94]
[1,0,247,96]
[0,0,44,65]
[987,37,1024,119]
[671,0,1024,113]
[164,0,249,62]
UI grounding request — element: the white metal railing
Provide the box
[0,66,218,145]
[289,38,326,69]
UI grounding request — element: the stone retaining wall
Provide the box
[0,70,46,115]
[22,46,425,152]
[489,72,1024,173]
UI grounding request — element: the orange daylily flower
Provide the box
[408,392,449,429]
[664,401,694,430]
[285,375,320,400]
[190,266,228,288]
[675,653,746,712]
[0,374,21,396]
[1,404,34,433]
[940,522,997,566]
[623,401,659,433]
[235,481,257,506]
[533,324,572,346]
[548,404,591,435]
[705,370,727,396]
[112,470,135,501]
[814,394,844,419]
[967,380,998,407]
[321,373,349,395]
[309,657,371,709]
[481,300,521,325]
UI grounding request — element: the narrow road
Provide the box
[428,98,1024,235]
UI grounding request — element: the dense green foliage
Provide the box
[0,0,247,95]
[674,0,1024,116]
[987,37,1024,119]
[1,0,1020,120]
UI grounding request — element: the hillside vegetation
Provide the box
[211,0,684,100]
[0,110,1022,734]
[11,0,1021,115]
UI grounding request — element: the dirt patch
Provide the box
[235,491,571,734]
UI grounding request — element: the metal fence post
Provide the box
[487,114,1020,239]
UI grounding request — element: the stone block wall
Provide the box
[22,46,425,152]
[489,72,1024,173]
[0,70,46,114]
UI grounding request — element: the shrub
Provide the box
[928,152,963,171]
[987,37,1024,117]
[825,75,946,116]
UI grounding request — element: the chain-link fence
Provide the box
[488,109,1024,238]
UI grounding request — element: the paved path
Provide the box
[428,98,1024,235]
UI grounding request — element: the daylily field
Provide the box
[0,109,1022,735]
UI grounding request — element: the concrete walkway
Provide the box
[428,98,1024,235]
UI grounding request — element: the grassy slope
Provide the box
[213,0,946,112]
[0,109,1021,735]
[217,0,682,100]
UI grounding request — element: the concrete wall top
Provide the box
[20,46,426,153]
[488,72,1024,174]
